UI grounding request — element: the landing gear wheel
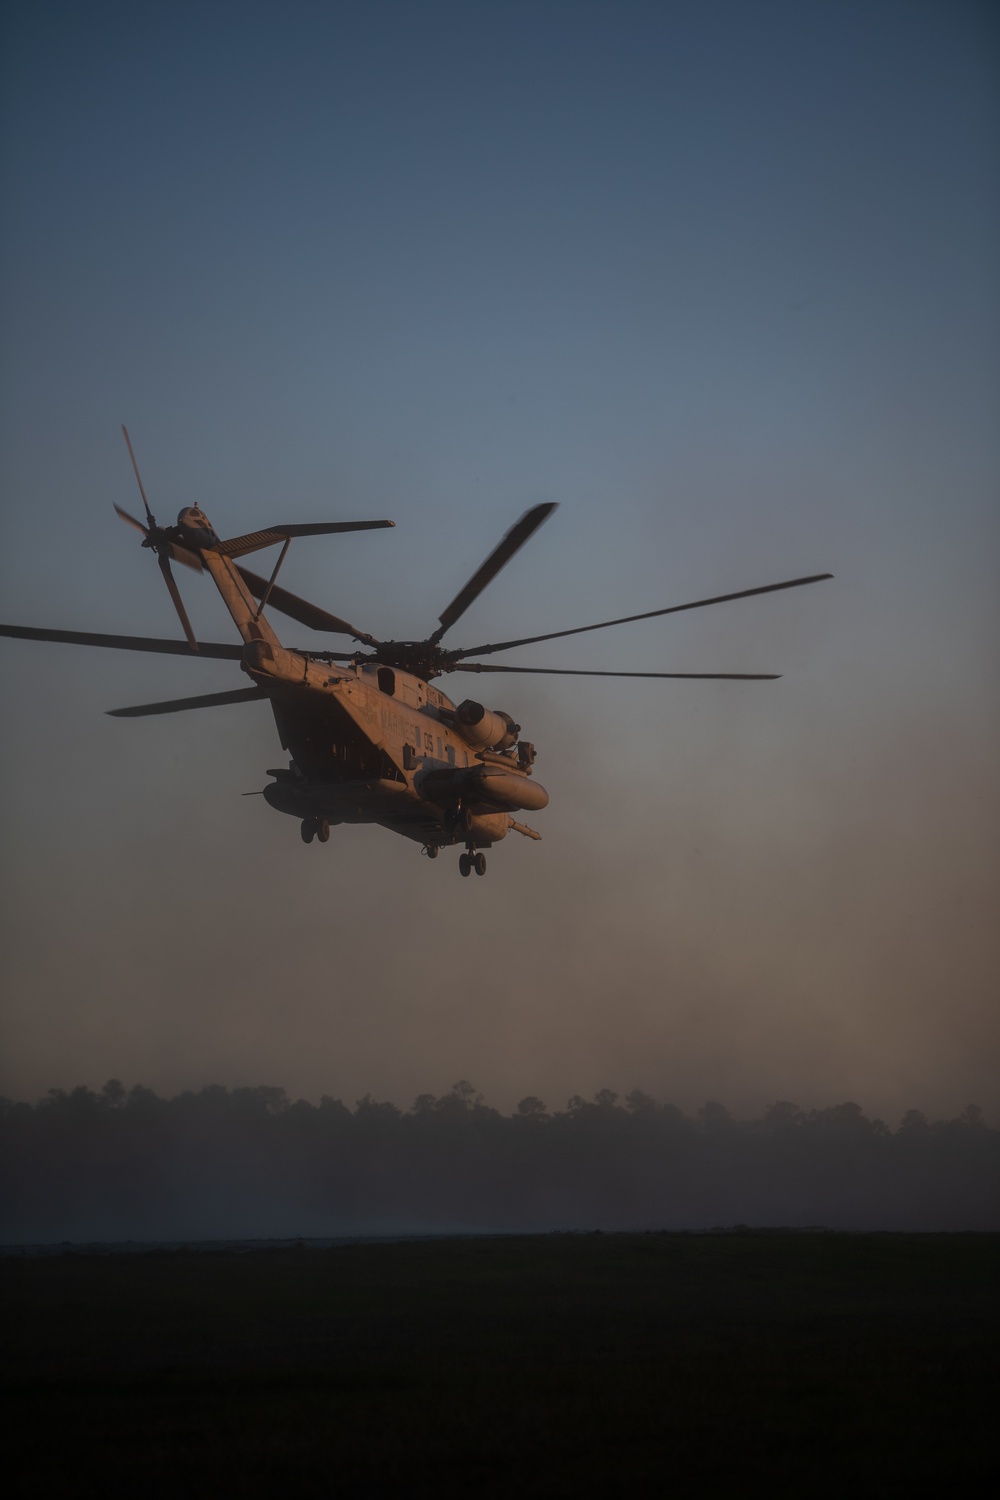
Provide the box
[300,819,315,844]
[425,845,439,859]
[316,817,330,843]
[474,852,487,877]
[459,853,472,877]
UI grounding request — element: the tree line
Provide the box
[1,1081,996,1242]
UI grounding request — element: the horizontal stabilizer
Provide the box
[216,520,394,559]
[0,623,243,658]
[107,686,267,718]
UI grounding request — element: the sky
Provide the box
[1,0,997,1122]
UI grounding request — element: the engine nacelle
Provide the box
[454,700,520,750]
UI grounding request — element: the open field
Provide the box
[3,1232,998,1495]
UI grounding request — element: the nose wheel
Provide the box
[459,848,487,877]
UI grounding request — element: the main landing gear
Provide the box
[300,816,330,844]
[423,828,487,875]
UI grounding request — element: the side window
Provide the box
[446,744,455,766]
[377,667,395,697]
[436,737,443,759]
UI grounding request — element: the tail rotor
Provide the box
[116,425,201,650]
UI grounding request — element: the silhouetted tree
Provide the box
[1,1083,996,1241]
[101,1079,126,1109]
[517,1097,547,1118]
[699,1101,734,1133]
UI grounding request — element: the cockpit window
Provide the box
[377,667,396,697]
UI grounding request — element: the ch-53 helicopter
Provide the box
[0,429,831,876]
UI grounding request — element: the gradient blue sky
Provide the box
[1,1,997,1118]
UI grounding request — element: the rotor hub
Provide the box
[362,640,456,680]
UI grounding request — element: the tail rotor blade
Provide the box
[114,504,202,571]
[114,503,150,538]
[158,554,199,651]
[121,425,155,526]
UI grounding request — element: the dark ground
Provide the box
[3,1231,998,1496]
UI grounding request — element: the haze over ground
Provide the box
[1,1,997,1123]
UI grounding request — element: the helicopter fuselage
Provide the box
[188,512,548,856]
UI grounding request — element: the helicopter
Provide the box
[0,429,832,876]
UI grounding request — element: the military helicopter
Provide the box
[0,429,832,875]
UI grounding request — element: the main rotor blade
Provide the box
[217,519,394,559]
[299,648,373,660]
[158,554,198,651]
[431,502,558,643]
[0,623,243,658]
[108,686,267,718]
[121,424,154,526]
[237,566,376,641]
[167,541,204,572]
[456,573,833,658]
[452,663,780,679]
[291,650,360,662]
